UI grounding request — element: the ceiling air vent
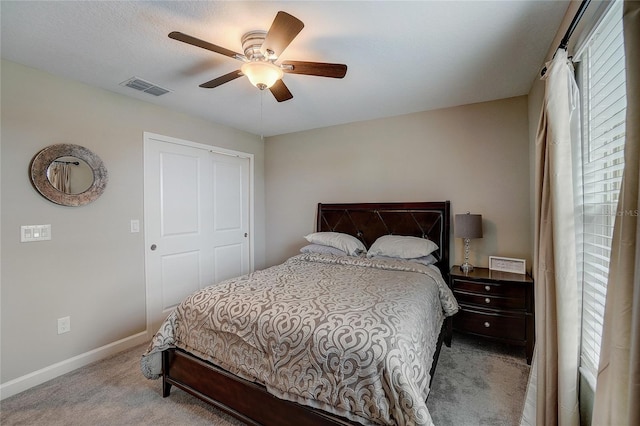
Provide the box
[120,77,171,96]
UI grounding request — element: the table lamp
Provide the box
[455,212,483,273]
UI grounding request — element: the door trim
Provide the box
[143,132,254,336]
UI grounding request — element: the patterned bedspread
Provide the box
[141,253,459,425]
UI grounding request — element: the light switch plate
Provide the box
[130,219,140,233]
[21,224,52,242]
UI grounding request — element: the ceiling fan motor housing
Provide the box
[242,30,270,61]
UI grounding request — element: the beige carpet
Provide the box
[426,333,531,425]
[0,332,529,425]
[0,344,244,426]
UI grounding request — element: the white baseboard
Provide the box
[0,331,150,400]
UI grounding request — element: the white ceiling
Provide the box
[1,1,569,137]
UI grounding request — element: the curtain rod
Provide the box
[53,160,80,165]
[541,0,592,76]
[559,0,592,49]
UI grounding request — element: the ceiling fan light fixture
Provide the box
[170,11,345,102]
[241,61,283,90]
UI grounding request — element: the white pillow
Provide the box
[366,235,438,259]
[371,254,438,266]
[304,232,366,256]
[299,244,348,256]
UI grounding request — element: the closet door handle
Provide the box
[150,244,157,251]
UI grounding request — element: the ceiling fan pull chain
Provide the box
[260,90,264,141]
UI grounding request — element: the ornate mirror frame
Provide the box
[30,144,108,206]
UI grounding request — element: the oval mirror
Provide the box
[30,144,108,206]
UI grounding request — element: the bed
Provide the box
[141,201,458,425]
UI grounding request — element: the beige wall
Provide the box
[1,59,533,397]
[0,60,265,387]
[265,96,532,270]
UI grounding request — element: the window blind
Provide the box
[576,0,626,389]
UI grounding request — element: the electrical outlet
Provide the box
[57,316,71,334]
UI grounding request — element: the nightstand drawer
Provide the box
[453,290,526,310]
[452,279,526,299]
[454,307,526,341]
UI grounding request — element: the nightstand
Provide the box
[450,266,534,364]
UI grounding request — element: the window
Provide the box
[575,0,626,389]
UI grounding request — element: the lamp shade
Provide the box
[454,213,483,239]
[241,61,283,90]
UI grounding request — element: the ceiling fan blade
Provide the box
[260,11,304,58]
[199,70,243,88]
[269,79,293,102]
[169,31,243,59]
[282,61,347,78]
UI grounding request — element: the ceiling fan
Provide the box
[169,11,347,102]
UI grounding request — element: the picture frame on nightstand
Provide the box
[489,256,526,274]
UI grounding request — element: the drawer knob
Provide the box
[484,322,491,328]
[485,285,491,291]
[485,298,491,304]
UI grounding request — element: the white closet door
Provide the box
[144,133,251,332]
[211,153,250,283]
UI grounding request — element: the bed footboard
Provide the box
[161,319,450,425]
[162,348,356,426]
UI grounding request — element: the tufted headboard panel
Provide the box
[317,201,451,280]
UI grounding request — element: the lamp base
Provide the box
[460,262,474,274]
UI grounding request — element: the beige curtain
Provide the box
[521,48,581,426]
[592,2,640,425]
[48,162,71,193]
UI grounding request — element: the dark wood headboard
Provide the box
[317,201,451,280]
